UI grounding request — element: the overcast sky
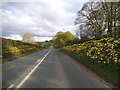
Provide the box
[1,0,87,42]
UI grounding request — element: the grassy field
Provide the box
[61,37,120,87]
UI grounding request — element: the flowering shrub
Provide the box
[62,38,120,63]
[2,44,39,58]
[2,38,43,59]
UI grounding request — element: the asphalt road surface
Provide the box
[2,46,109,88]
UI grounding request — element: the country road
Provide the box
[2,46,109,88]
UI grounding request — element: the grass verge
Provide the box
[61,50,119,88]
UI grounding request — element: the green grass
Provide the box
[40,42,51,49]
[62,50,119,86]
[41,42,51,46]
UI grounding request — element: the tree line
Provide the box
[74,2,120,40]
[52,2,120,48]
[52,31,78,48]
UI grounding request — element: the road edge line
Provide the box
[6,84,15,90]
[15,49,51,89]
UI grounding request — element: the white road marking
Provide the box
[37,59,41,63]
[16,49,51,88]
[6,84,15,90]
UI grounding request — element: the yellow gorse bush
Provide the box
[62,38,120,63]
[3,45,37,55]
[7,46,21,53]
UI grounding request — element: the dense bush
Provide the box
[62,38,120,64]
[2,38,43,59]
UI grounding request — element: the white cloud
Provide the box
[34,36,53,42]
[4,34,22,40]
[2,0,85,42]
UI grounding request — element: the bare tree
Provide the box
[74,2,120,40]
